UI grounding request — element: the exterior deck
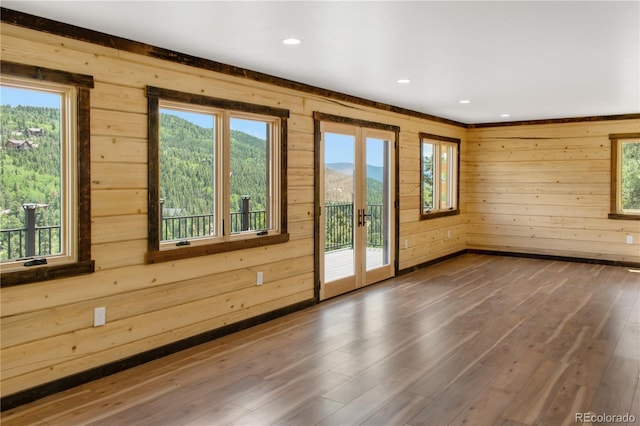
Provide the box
[324,247,386,282]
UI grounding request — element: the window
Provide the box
[420,133,460,219]
[147,86,289,263]
[0,61,94,286]
[609,133,640,220]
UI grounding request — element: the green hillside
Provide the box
[324,164,384,205]
[0,105,62,231]
[159,113,269,217]
[0,106,272,234]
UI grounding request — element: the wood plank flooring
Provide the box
[2,254,639,426]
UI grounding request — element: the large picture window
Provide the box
[147,87,289,263]
[0,62,94,286]
[609,133,640,220]
[420,133,460,220]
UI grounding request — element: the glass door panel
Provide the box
[365,136,391,272]
[323,132,356,286]
[363,132,394,286]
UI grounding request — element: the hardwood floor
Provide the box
[3,254,639,426]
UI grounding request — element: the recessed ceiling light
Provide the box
[282,38,301,45]
[459,100,471,104]
[396,79,412,84]
[501,113,510,118]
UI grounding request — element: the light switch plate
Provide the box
[94,307,106,327]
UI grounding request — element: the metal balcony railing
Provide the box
[160,211,267,241]
[324,203,384,252]
[0,225,61,260]
[0,202,385,261]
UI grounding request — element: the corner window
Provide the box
[147,87,289,263]
[0,62,94,286]
[609,133,640,220]
[420,133,460,220]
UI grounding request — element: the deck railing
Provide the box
[324,203,384,252]
[160,211,266,241]
[0,225,61,260]
[0,212,265,260]
[0,203,384,260]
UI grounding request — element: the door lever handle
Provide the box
[362,210,371,225]
[356,209,371,227]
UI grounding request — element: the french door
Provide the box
[317,119,396,300]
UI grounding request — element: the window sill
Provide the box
[146,233,290,264]
[608,213,640,220]
[0,260,95,287]
[420,209,460,221]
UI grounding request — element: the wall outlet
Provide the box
[94,307,106,327]
[404,240,409,249]
[626,235,634,245]
[256,271,264,286]
[447,230,451,239]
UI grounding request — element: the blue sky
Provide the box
[325,132,354,165]
[325,132,385,167]
[1,87,61,108]
[162,108,268,139]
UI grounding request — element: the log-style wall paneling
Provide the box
[0,17,466,400]
[465,121,640,263]
[0,9,638,405]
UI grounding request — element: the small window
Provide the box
[0,62,94,286]
[609,133,640,220]
[420,133,460,220]
[147,87,289,263]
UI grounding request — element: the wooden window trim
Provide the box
[146,86,289,264]
[0,61,94,287]
[420,133,461,220]
[609,133,640,220]
[312,112,400,133]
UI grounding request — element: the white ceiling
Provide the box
[4,1,640,124]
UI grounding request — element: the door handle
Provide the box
[362,210,371,225]
[357,209,370,227]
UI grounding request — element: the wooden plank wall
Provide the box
[465,121,640,263]
[0,23,466,397]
